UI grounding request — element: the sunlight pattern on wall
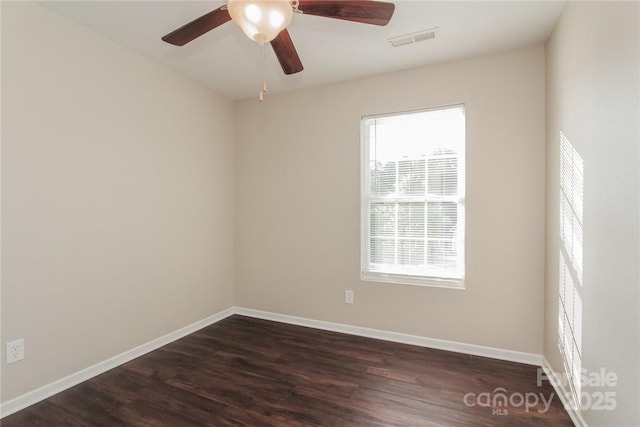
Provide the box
[558,131,584,403]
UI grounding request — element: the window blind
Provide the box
[361,106,465,286]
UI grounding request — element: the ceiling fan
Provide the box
[161,0,396,76]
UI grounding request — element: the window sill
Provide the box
[361,272,465,289]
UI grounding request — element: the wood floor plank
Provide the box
[1,315,574,426]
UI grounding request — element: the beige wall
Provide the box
[545,1,640,426]
[235,46,546,354]
[1,2,235,400]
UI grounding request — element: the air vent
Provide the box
[388,28,438,48]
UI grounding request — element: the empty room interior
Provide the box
[1,0,639,426]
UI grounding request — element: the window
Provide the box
[361,105,465,288]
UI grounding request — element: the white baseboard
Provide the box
[0,307,236,418]
[235,307,543,366]
[2,305,548,419]
[541,357,587,427]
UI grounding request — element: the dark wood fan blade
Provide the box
[298,0,395,26]
[162,6,231,46]
[270,29,304,75]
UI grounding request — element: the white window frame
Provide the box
[360,105,466,289]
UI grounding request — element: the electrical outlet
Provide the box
[6,339,25,364]
[345,290,354,304]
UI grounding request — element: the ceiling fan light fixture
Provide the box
[228,0,293,44]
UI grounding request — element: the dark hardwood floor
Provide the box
[2,315,573,426]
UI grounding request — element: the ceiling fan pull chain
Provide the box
[259,41,267,102]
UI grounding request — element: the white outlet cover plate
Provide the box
[6,338,25,364]
[345,290,354,304]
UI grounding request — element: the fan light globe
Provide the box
[228,0,293,44]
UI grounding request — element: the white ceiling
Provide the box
[40,1,566,100]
